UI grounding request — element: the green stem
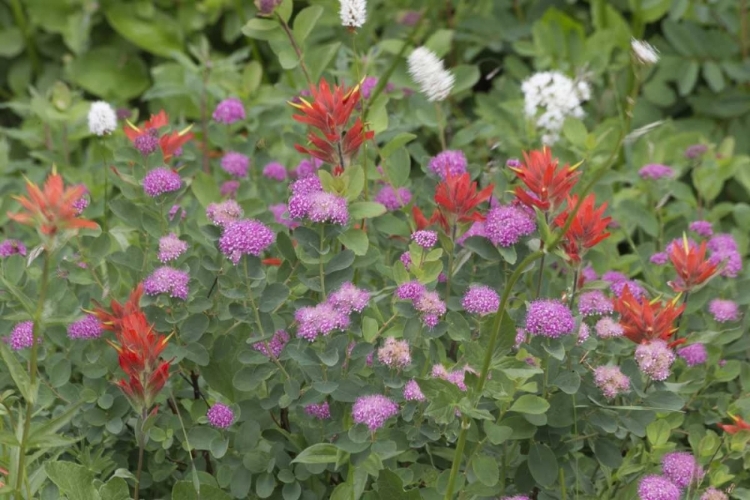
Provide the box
[435,102,448,150]
[534,251,546,298]
[9,0,39,76]
[442,417,469,500]
[276,13,313,86]
[319,225,327,300]
[134,413,146,500]
[14,251,50,492]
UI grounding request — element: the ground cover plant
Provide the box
[1,0,750,499]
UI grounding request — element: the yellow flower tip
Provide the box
[570,160,585,171]
[125,119,140,132]
[178,124,194,136]
[682,233,689,252]
[507,166,522,174]
[51,164,58,176]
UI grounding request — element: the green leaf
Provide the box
[109,198,142,228]
[563,118,587,147]
[483,422,513,445]
[472,454,499,486]
[463,236,500,260]
[677,61,700,96]
[277,232,298,263]
[451,65,481,95]
[172,481,232,500]
[242,18,283,41]
[99,478,130,500]
[181,314,209,343]
[104,5,183,57]
[338,229,369,256]
[376,470,421,500]
[509,395,550,415]
[45,461,100,500]
[425,29,453,58]
[552,370,581,395]
[292,443,341,464]
[594,438,623,469]
[344,165,365,201]
[326,250,355,274]
[0,341,34,403]
[646,419,671,446]
[528,443,558,488]
[0,27,24,58]
[362,317,379,342]
[349,202,387,219]
[259,283,290,312]
[191,172,221,208]
[385,147,411,188]
[702,61,725,92]
[66,47,149,101]
[293,6,324,44]
[381,133,417,158]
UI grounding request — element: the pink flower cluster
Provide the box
[288,177,348,225]
[143,266,190,300]
[484,204,536,247]
[635,340,675,381]
[396,281,446,328]
[252,330,290,359]
[461,284,500,316]
[428,150,467,179]
[377,337,411,369]
[218,219,276,264]
[351,394,399,432]
[593,365,630,399]
[524,299,575,338]
[374,185,411,211]
[295,282,369,341]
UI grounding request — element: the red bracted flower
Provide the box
[613,286,685,344]
[158,130,194,162]
[290,79,374,169]
[554,194,612,263]
[509,147,581,212]
[667,235,720,292]
[8,170,98,236]
[123,110,169,141]
[719,415,750,434]
[124,110,193,162]
[91,284,145,332]
[412,206,442,231]
[433,172,494,233]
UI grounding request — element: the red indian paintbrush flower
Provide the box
[7,169,98,237]
[719,415,750,434]
[554,194,612,263]
[124,110,193,162]
[613,285,685,344]
[667,235,720,292]
[290,79,374,169]
[433,172,494,233]
[509,147,581,212]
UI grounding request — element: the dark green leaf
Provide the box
[528,443,558,488]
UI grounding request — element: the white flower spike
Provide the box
[340,0,367,28]
[631,38,659,65]
[87,101,117,136]
[407,47,455,102]
[521,71,591,145]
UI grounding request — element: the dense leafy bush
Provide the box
[1,1,750,499]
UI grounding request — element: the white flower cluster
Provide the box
[87,101,117,136]
[521,71,591,145]
[339,0,366,28]
[631,38,659,65]
[407,47,455,102]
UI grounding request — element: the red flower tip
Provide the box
[719,415,750,434]
[553,194,612,263]
[434,172,493,233]
[513,147,580,212]
[613,285,685,344]
[667,236,720,292]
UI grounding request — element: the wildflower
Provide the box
[667,236,719,292]
[255,0,282,16]
[635,340,675,381]
[689,220,713,237]
[506,158,521,168]
[305,402,331,420]
[328,282,370,313]
[398,10,421,26]
[434,172,494,232]
[251,330,289,359]
[8,171,98,237]
[412,230,438,249]
[288,177,349,225]
[295,303,350,341]
[339,0,366,28]
[509,147,580,212]
[263,162,287,181]
[0,239,26,258]
[377,337,411,369]
[212,97,245,124]
[207,403,235,429]
[578,323,590,344]
[142,168,182,197]
[352,394,399,432]
[219,219,276,264]
[661,452,703,489]
[554,194,612,262]
[484,205,536,247]
[524,300,575,338]
[677,344,707,367]
[158,233,188,263]
[707,233,743,278]
[396,280,425,300]
[124,110,193,162]
[602,271,627,283]
[206,200,243,227]
[5,321,37,351]
[220,152,250,178]
[399,251,412,269]
[614,286,684,344]
[143,266,190,300]
[708,299,739,322]
[650,252,668,265]
[71,186,89,216]
[457,221,487,245]
[68,315,103,340]
[581,264,597,283]
[593,366,630,399]
[578,290,613,316]
[700,488,728,500]
[522,71,590,144]
[611,280,647,300]
[637,475,680,500]
[87,101,117,136]
[414,290,447,328]
[514,328,526,348]
[290,79,373,168]
[719,414,750,434]
[595,317,624,338]
[403,380,425,401]
[462,285,500,316]
[374,185,412,211]
[220,180,240,198]
[685,144,708,159]
[638,164,674,180]
[360,77,378,99]
[407,47,455,102]
[169,204,186,221]
[292,158,323,179]
[269,203,299,229]
[631,39,659,65]
[428,150,467,179]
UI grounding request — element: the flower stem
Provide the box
[134,432,145,500]
[319,225,327,300]
[435,102,448,150]
[442,416,469,500]
[276,13,313,86]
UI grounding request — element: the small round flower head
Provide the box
[631,38,659,65]
[595,317,624,339]
[252,330,289,358]
[708,299,739,322]
[611,280,647,299]
[396,280,425,301]
[581,265,598,283]
[220,152,250,178]
[339,0,366,28]
[685,144,708,160]
[593,366,630,399]
[219,219,276,264]
[457,221,487,245]
[428,150,467,179]
[677,343,708,367]
[635,340,675,381]
[143,266,190,300]
[290,175,323,196]
[67,315,103,340]
[708,234,743,278]
[143,167,181,197]
[206,200,243,227]
[6,321,37,350]
[292,158,323,179]
[577,322,590,344]
[158,233,188,263]
[220,180,240,198]
[295,303,350,341]
[255,0,282,16]
[506,158,521,168]
[412,230,438,249]
[407,47,455,102]
[88,101,117,136]
[639,164,674,180]
[377,337,411,369]
[207,403,234,429]
[524,300,575,338]
[650,252,668,265]
[431,365,471,391]
[212,97,245,124]
[514,328,527,348]
[169,204,186,221]
[602,271,628,283]
[328,282,369,313]
[269,203,299,229]
[262,162,287,181]
[374,185,412,211]
[399,251,412,269]
[638,475,680,500]
[484,205,536,247]
[403,380,425,401]
[0,239,27,258]
[462,285,500,316]
[689,220,713,237]
[700,488,728,500]
[72,189,89,216]
[414,290,447,329]
[306,191,349,225]
[522,71,590,145]
[661,451,704,489]
[134,129,160,156]
[305,402,331,420]
[352,394,399,432]
[578,290,613,316]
